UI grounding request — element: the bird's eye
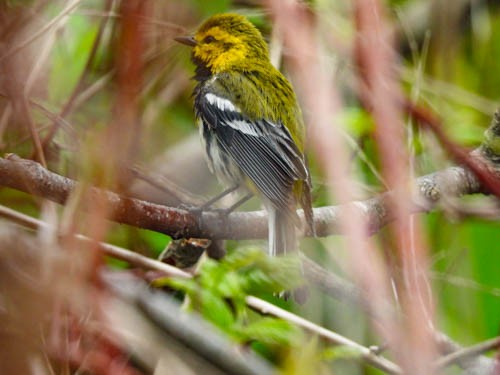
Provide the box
[203,35,216,44]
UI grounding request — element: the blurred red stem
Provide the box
[404,100,500,197]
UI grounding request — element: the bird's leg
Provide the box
[180,185,244,231]
[212,192,255,232]
[179,185,239,213]
[199,184,240,210]
[218,192,253,215]
[207,192,254,235]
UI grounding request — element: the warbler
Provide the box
[175,13,314,256]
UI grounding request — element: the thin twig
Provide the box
[40,0,114,150]
[434,336,500,371]
[130,165,204,206]
[70,72,113,112]
[77,9,187,33]
[19,96,47,166]
[0,204,190,279]
[245,296,402,374]
[0,0,82,64]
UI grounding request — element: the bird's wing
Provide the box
[196,91,307,211]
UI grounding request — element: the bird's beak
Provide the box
[174,35,197,47]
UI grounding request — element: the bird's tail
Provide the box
[268,207,297,256]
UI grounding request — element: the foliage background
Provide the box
[0,0,499,374]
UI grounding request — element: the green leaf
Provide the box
[240,268,284,294]
[217,271,244,299]
[322,345,363,361]
[199,258,227,290]
[222,247,266,270]
[159,276,197,293]
[198,290,235,332]
[236,318,302,347]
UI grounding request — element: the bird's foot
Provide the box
[179,204,231,231]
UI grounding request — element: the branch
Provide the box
[0,154,199,239]
[435,332,499,375]
[406,101,500,197]
[0,107,498,241]
[0,204,190,280]
[0,148,497,240]
[434,336,500,372]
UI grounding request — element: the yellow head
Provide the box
[176,14,270,74]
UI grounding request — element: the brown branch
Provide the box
[0,148,497,240]
[0,154,199,239]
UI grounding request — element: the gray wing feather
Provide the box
[196,93,307,210]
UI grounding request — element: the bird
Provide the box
[175,13,314,257]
